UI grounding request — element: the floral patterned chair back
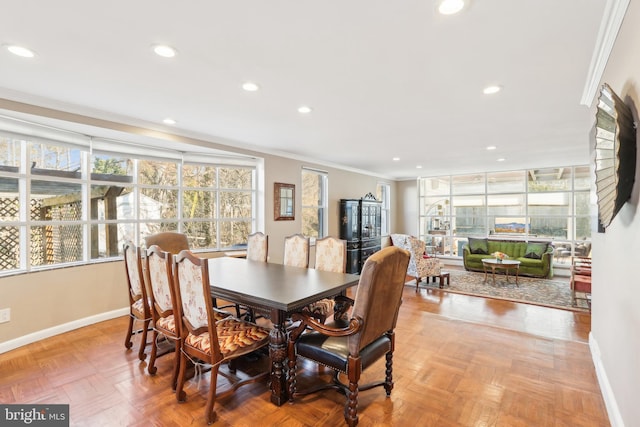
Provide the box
[246,232,268,262]
[125,243,145,301]
[314,236,346,273]
[174,251,219,354]
[283,234,310,268]
[147,246,175,315]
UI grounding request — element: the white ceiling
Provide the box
[0,0,609,179]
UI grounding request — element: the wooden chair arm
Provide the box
[289,312,363,341]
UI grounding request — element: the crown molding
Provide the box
[580,0,630,107]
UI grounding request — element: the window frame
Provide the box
[0,125,261,276]
[301,167,328,239]
[417,166,592,262]
[377,182,391,236]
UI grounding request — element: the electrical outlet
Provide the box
[0,308,10,323]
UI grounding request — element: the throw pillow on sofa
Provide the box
[524,242,547,259]
[468,237,488,254]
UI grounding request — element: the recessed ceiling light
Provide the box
[152,44,177,58]
[486,145,497,150]
[497,158,506,162]
[416,165,423,169]
[5,44,35,58]
[392,157,400,161]
[163,118,177,125]
[438,0,466,15]
[298,105,312,114]
[242,82,260,92]
[483,85,502,95]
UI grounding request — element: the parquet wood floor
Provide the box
[0,282,608,426]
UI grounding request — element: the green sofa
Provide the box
[462,238,554,278]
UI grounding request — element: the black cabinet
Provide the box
[339,195,382,274]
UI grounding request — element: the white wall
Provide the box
[591,2,640,425]
[394,179,418,235]
[262,153,394,264]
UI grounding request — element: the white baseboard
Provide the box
[590,332,625,427]
[0,307,129,355]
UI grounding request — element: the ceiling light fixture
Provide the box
[416,165,423,169]
[5,44,35,58]
[486,145,497,150]
[152,44,177,58]
[392,157,400,161]
[298,105,312,114]
[438,0,466,15]
[163,118,177,125]
[497,158,506,162]
[242,81,260,92]
[483,85,502,95]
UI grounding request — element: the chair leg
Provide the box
[345,381,359,427]
[124,314,134,349]
[148,329,159,375]
[171,340,181,391]
[204,365,220,424]
[138,318,150,361]
[287,349,298,402]
[384,351,394,396]
[345,357,360,427]
[175,349,188,402]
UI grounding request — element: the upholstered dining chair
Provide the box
[144,231,190,255]
[173,250,271,424]
[246,231,268,262]
[283,234,310,268]
[144,231,238,317]
[304,236,347,323]
[287,245,410,427]
[390,233,441,289]
[144,245,182,388]
[123,242,152,361]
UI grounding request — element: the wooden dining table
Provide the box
[207,256,361,406]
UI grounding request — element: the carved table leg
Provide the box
[269,308,288,406]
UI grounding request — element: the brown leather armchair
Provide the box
[286,245,410,426]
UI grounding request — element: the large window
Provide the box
[182,164,254,249]
[418,166,592,264]
[301,168,327,238]
[0,125,259,274]
[377,182,391,236]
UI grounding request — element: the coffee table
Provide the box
[482,259,521,286]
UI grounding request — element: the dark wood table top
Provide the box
[207,257,361,312]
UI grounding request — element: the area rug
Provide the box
[409,269,590,312]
